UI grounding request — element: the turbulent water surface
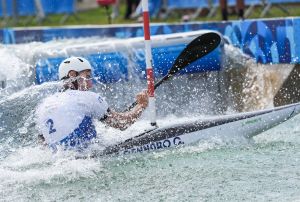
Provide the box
[0,38,300,201]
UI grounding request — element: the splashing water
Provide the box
[1,37,300,201]
[222,44,294,112]
[0,45,33,98]
[242,62,294,111]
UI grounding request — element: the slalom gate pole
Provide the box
[142,0,157,126]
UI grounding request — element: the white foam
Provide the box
[0,146,103,185]
[0,46,32,83]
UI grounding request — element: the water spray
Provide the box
[0,72,6,89]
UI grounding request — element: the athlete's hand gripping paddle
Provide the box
[125,31,222,112]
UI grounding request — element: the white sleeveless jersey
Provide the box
[36,90,108,145]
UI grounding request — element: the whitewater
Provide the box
[0,38,300,201]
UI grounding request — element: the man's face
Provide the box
[78,70,93,91]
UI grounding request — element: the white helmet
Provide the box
[58,57,92,80]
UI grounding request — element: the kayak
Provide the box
[100,102,300,156]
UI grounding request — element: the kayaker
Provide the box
[36,57,148,152]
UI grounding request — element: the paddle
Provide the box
[125,31,222,111]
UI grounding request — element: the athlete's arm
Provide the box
[102,90,148,130]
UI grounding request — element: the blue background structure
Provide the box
[2,17,300,84]
[35,43,222,84]
[1,17,300,64]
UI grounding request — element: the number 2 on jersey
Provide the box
[46,119,56,134]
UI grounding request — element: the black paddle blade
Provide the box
[154,32,222,89]
[126,31,222,111]
[169,32,221,76]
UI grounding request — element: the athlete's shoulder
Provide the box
[77,90,105,100]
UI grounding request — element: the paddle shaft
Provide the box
[126,68,187,111]
[124,32,222,112]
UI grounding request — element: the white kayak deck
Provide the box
[100,102,300,156]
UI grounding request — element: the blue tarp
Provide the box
[1,0,36,17]
[17,0,36,16]
[0,0,75,17]
[211,0,262,6]
[167,0,209,9]
[40,0,75,14]
[0,2,2,17]
[134,0,162,17]
[244,0,262,5]
[1,0,13,16]
[267,0,300,3]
